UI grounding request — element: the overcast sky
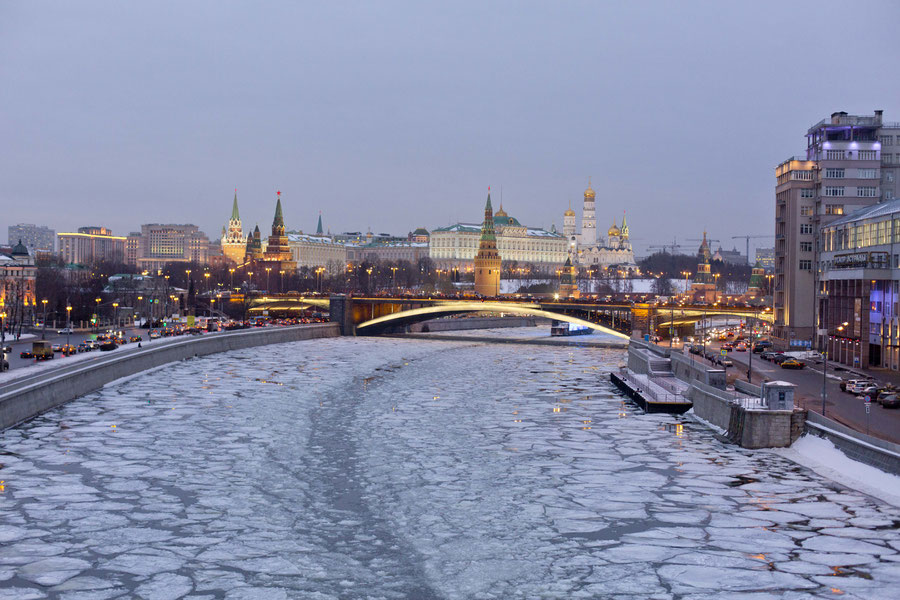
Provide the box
[2,1,899,257]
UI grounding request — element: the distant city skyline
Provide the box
[2,1,898,258]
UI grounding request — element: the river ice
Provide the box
[0,336,898,598]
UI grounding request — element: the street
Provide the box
[696,341,900,444]
[1,326,144,372]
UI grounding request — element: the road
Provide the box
[695,342,900,444]
[1,326,144,372]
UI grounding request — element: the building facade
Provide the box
[131,224,210,271]
[347,242,428,265]
[430,206,566,269]
[565,182,638,271]
[58,227,126,265]
[775,110,896,349]
[8,224,55,253]
[755,247,775,272]
[819,199,900,370]
[1,242,37,329]
[287,233,348,273]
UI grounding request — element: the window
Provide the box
[880,136,894,146]
[825,168,845,178]
[800,188,814,198]
[883,154,893,164]
[887,171,895,183]
[800,241,813,252]
[860,150,877,160]
[824,186,845,196]
[858,186,877,197]
[886,189,895,200]
[858,168,877,179]
[799,260,812,270]
[800,224,814,235]
[826,149,846,160]
[800,206,813,216]
[825,204,844,215]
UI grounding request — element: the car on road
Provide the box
[129,335,142,343]
[99,340,118,351]
[752,341,773,353]
[854,384,882,398]
[780,358,804,369]
[771,354,791,365]
[149,330,161,339]
[51,344,64,352]
[841,378,874,392]
[19,349,34,358]
[715,356,733,367]
[880,394,900,409]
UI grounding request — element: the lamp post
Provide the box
[391,266,398,291]
[41,299,48,340]
[204,272,210,294]
[65,304,72,348]
[0,310,6,347]
[265,267,271,293]
[279,270,285,294]
[229,268,235,290]
[248,271,254,289]
[316,267,324,293]
[112,302,119,331]
[823,321,849,416]
[94,297,101,331]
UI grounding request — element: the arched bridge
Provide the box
[241,294,772,338]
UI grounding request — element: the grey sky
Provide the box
[2,1,899,257]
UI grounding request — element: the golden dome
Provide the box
[495,204,508,217]
[584,181,595,200]
[608,223,621,237]
[564,207,576,217]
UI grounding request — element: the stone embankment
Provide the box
[0,323,340,430]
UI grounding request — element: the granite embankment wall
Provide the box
[805,411,900,475]
[0,323,340,430]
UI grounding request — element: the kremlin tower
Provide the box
[474,189,501,297]
[221,190,246,264]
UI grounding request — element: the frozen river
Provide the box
[1,336,899,599]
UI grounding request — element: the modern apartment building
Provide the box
[774,110,896,349]
[58,227,126,265]
[7,224,55,253]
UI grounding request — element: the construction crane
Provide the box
[647,238,684,255]
[732,235,775,265]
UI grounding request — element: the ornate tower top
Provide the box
[316,212,323,236]
[231,189,240,221]
[273,191,284,231]
[584,177,595,200]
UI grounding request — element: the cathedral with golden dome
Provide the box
[563,180,637,272]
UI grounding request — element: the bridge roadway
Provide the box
[246,294,772,336]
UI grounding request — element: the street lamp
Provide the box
[229,268,236,290]
[65,304,72,348]
[41,299,48,340]
[112,302,119,330]
[822,321,850,417]
[204,272,211,294]
[279,270,285,293]
[265,267,271,292]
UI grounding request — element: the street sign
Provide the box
[720,349,727,356]
[865,395,871,404]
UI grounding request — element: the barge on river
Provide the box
[610,365,693,415]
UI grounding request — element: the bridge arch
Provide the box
[355,301,630,339]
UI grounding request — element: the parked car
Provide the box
[715,356,733,367]
[780,358,804,369]
[876,388,898,404]
[772,354,790,365]
[57,327,74,334]
[841,378,874,392]
[855,384,881,398]
[752,341,773,353]
[881,394,900,409]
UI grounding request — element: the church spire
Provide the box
[231,189,240,221]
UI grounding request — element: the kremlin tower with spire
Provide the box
[221,190,246,265]
[474,189,501,297]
